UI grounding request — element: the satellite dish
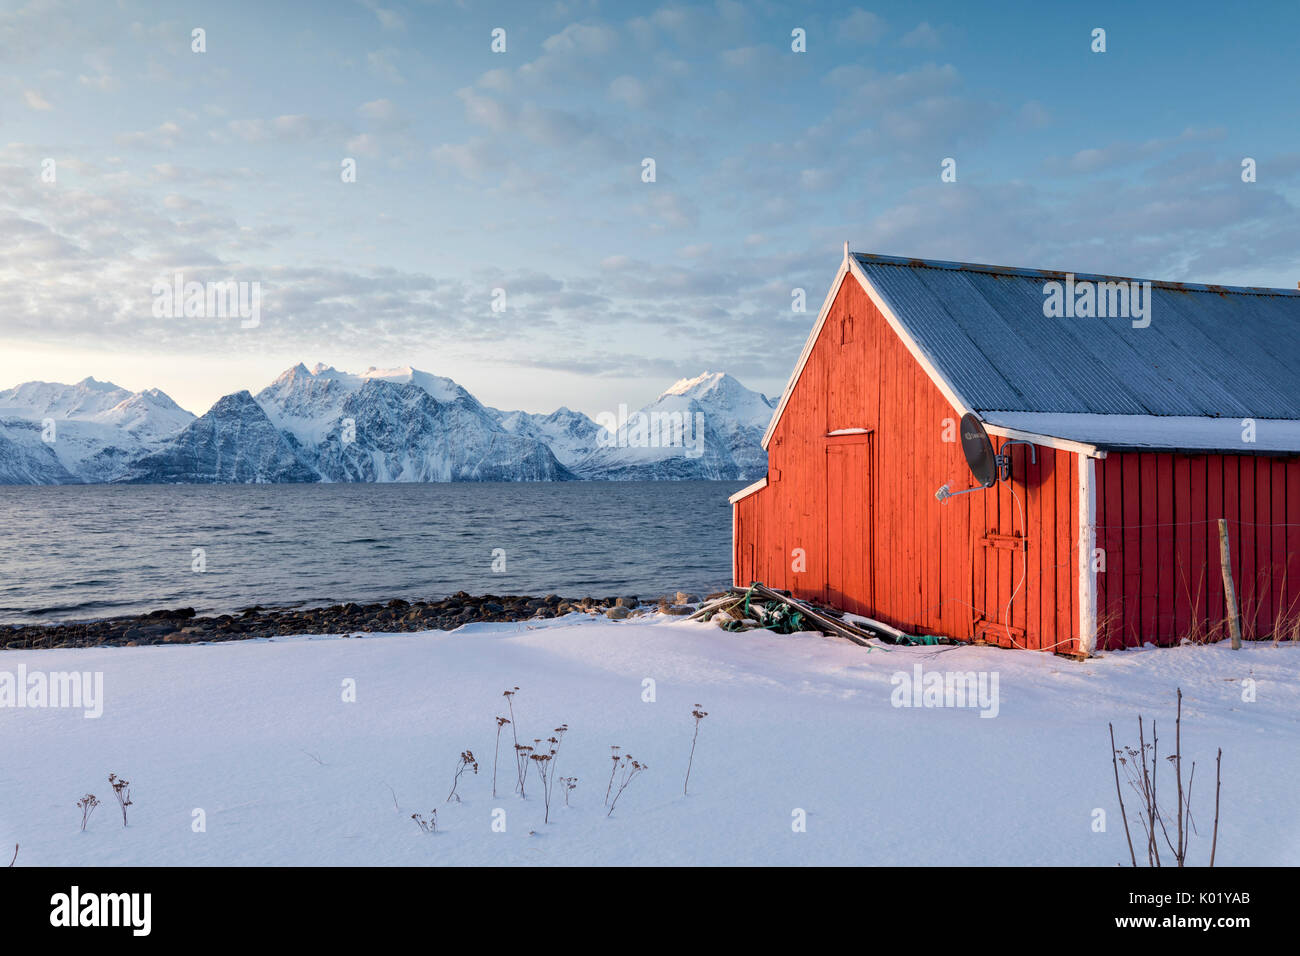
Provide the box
[960,413,997,487]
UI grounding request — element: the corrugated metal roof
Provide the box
[853,253,1300,420]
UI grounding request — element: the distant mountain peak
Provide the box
[661,370,725,398]
[658,370,763,404]
[0,366,772,484]
[216,389,257,408]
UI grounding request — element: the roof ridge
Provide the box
[851,252,1300,297]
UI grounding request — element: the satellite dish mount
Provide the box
[935,414,1036,501]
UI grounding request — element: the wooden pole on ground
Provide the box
[1218,518,1242,649]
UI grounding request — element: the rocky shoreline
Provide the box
[1,590,716,650]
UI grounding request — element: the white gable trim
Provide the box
[762,254,975,449]
[847,255,974,420]
[728,476,768,504]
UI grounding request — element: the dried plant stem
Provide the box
[504,689,524,793]
[446,751,479,803]
[1210,748,1222,867]
[604,746,620,806]
[1109,722,1137,867]
[1110,687,1222,867]
[1174,689,1185,865]
[77,794,99,832]
[684,705,708,795]
[108,774,132,827]
[685,724,699,795]
[492,717,508,798]
[1140,719,1160,866]
[607,756,647,817]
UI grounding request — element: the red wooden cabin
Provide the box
[732,249,1300,654]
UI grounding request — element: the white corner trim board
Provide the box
[1077,455,1099,656]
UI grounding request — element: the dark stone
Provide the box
[2,589,717,650]
[146,607,196,619]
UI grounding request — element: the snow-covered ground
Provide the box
[2,614,1297,866]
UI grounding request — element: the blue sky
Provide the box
[2,0,1298,416]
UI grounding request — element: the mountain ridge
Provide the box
[0,365,777,484]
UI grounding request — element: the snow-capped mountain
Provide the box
[574,371,777,480]
[0,377,194,482]
[252,364,571,481]
[121,391,320,484]
[307,379,572,482]
[358,365,484,408]
[0,366,775,484]
[0,376,132,420]
[493,406,610,469]
[0,423,76,483]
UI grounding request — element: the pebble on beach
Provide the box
[1,590,710,650]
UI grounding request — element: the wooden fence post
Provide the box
[1218,518,1242,650]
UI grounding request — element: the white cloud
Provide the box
[720,45,773,71]
[477,68,513,93]
[345,133,381,157]
[367,48,402,83]
[357,98,403,128]
[541,22,617,56]
[115,121,182,149]
[77,72,116,91]
[608,75,649,109]
[900,22,942,49]
[837,9,887,44]
[220,115,337,145]
[358,0,405,31]
[1019,100,1051,129]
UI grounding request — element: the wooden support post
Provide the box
[1218,518,1242,649]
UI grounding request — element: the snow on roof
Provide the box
[982,412,1300,455]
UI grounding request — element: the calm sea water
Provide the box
[0,482,745,625]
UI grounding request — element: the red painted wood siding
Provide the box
[733,273,1081,653]
[1094,452,1300,649]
